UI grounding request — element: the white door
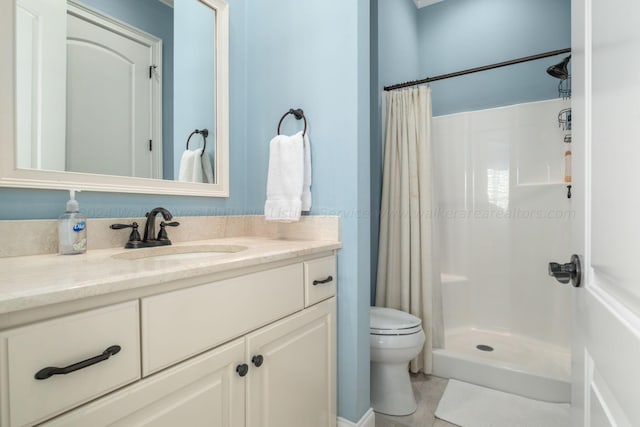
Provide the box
[570,0,640,425]
[66,6,158,179]
[246,298,336,427]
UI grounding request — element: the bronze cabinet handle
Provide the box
[35,345,121,380]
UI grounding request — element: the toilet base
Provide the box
[370,361,417,416]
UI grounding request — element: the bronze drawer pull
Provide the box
[312,276,333,286]
[34,345,121,380]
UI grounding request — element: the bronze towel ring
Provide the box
[186,129,209,157]
[277,108,307,137]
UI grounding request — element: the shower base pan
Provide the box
[433,328,571,403]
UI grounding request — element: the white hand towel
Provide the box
[265,133,304,222]
[178,149,197,182]
[201,149,214,183]
[178,149,210,183]
[301,132,312,211]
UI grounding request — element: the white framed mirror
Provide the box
[0,0,229,197]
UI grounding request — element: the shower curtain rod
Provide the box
[383,47,572,91]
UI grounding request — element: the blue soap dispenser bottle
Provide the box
[58,190,87,255]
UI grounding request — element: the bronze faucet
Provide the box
[110,207,179,248]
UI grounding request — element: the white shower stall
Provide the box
[431,98,573,402]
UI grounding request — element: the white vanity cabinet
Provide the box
[0,254,337,427]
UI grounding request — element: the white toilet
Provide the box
[370,307,426,416]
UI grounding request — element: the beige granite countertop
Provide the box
[0,236,341,315]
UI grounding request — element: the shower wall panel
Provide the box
[433,98,572,349]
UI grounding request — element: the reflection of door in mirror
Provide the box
[16,0,67,171]
[66,6,161,179]
[16,0,164,180]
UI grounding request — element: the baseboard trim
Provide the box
[337,408,375,427]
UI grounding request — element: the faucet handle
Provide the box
[110,222,142,244]
[161,221,180,227]
[158,221,180,241]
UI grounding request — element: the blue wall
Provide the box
[242,1,371,422]
[418,0,571,116]
[378,0,421,90]
[78,0,175,180]
[174,0,216,179]
[371,0,571,301]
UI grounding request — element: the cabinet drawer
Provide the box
[0,301,140,427]
[40,338,246,427]
[304,256,337,307]
[142,263,303,375]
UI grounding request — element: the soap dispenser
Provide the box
[58,190,87,255]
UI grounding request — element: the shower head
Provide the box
[547,56,571,80]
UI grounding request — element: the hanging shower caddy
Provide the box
[558,77,571,99]
[557,108,572,198]
[558,108,571,132]
[558,108,572,143]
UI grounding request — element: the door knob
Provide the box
[548,254,582,287]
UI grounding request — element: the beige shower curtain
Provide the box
[376,86,443,374]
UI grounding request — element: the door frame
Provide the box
[67,0,163,179]
[570,0,588,424]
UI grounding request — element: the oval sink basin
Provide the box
[112,244,247,261]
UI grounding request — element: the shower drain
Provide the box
[476,344,494,352]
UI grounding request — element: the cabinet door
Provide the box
[246,298,336,427]
[41,338,246,427]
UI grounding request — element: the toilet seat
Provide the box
[370,307,422,336]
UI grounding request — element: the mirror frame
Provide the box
[0,0,229,197]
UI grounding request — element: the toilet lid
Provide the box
[370,307,422,335]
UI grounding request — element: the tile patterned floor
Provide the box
[374,374,458,427]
